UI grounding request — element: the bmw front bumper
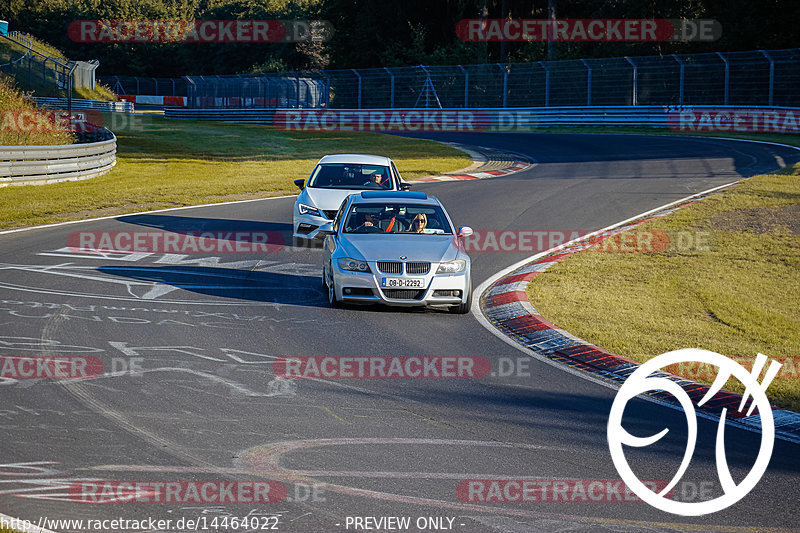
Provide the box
[331,262,470,307]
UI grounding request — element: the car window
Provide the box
[308,163,393,190]
[332,198,348,232]
[343,203,452,234]
[390,161,403,187]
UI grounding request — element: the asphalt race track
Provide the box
[0,133,798,532]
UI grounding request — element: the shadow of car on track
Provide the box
[96,265,326,306]
[111,213,460,313]
[117,212,329,251]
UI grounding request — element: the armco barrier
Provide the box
[0,132,117,185]
[32,97,134,114]
[164,106,800,133]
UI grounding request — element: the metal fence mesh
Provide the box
[105,48,800,109]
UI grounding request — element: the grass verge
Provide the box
[0,74,75,146]
[0,114,470,229]
[528,148,800,412]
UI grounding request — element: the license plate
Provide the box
[382,277,423,288]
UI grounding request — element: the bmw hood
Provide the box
[341,235,462,263]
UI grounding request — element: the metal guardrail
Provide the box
[0,133,117,185]
[165,105,800,131]
[32,97,134,113]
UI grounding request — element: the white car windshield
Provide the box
[308,163,392,190]
[343,204,452,234]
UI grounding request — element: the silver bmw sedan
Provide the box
[320,191,473,314]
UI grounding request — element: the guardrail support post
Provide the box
[384,67,395,108]
[538,61,549,106]
[672,54,685,105]
[351,69,362,109]
[496,63,508,107]
[716,52,729,105]
[580,59,592,106]
[760,50,775,106]
[624,56,638,106]
[457,65,468,108]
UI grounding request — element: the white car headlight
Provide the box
[298,203,322,217]
[338,257,371,273]
[437,259,466,274]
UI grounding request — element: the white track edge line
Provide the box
[0,194,299,236]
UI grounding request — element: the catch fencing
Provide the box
[128,48,800,109]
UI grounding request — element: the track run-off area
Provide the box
[0,132,798,533]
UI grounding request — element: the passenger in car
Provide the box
[410,213,427,233]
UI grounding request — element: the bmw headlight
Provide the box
[436,259,466,274]
[338,257,371,273]
[298,203,322,217]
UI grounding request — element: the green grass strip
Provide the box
[528,134,800,412]
[0,114,470,229]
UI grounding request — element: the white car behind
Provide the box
[292,154,410,246]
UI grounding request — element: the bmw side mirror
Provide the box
[294,179,305,190]
[400,183,412,191]
[318,222,334,236]
[458,226,473,238]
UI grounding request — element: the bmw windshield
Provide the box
[343,204,453,234]
[308,163,392,190]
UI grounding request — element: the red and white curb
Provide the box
[118,94,187,107]
[416,145,534,182]
[476,187,800,444]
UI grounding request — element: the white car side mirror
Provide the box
[458,226,473,238]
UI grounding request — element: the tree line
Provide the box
[4,0,798,77]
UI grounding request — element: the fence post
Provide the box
[383,67,395,108]
[580,59,592,106]
[624,56,638,106]
[672,54,685,105]
[185,76,195,108]
[457,65,468,108]
[351,69,362,109]
[321,72,330,107]
[496,63,508,107]
[716,52,729,105]
[538,61,549,106]
[760,50,775,106]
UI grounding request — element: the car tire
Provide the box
[327,265,340,308]
[449,283,472,314]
